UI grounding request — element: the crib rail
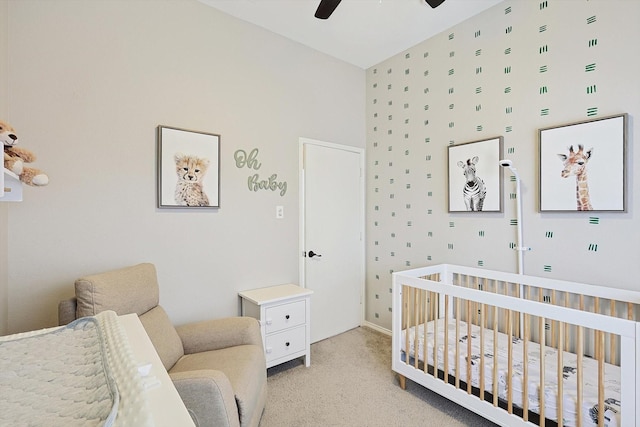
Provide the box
[449,270,638,366]
[392,264,640,427]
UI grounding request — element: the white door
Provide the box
[299,138,364,343]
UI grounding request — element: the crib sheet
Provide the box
[401,318,620,427]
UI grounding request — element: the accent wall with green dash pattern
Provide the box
[365,0,640,330]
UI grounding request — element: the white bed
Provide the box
[392,264,640,427]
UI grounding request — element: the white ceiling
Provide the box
[198,0,504,69]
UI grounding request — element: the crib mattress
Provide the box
[401,318,620,427]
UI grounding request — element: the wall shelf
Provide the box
[1,168,23,201]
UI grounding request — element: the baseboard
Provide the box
[362,321,391,336]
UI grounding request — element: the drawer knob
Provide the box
[285,342,290,347]
[285,315,290,320]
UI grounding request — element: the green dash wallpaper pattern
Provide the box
[365,0,640,330]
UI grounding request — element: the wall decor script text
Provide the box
[234,148,287,196]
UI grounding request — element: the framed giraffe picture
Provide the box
[539,114,627,212]
[447,137,503,213]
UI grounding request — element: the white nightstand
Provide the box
[238,284,313,368]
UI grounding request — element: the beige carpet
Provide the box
[259,326,498,427]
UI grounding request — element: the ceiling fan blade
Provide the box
[425,0,446,8]
[315,0,342,19]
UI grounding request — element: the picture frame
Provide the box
[157,125,220,208]
[539,114,627,212]
[447,136,503,213]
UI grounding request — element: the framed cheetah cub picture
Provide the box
[157,125,220,208]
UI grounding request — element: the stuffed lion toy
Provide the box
[1,119,49,186]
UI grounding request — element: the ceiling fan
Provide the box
[315,0,447,20]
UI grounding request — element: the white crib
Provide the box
[392,264,640,427]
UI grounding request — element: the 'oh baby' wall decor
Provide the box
[234,148,287,196]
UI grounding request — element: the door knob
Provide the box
[308,250,322,258]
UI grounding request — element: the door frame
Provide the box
[298,137,366,330]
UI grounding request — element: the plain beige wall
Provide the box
[4,0,365,333]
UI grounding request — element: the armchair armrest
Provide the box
[176,316,262,354]
[58,297,77,325]
[170,370,240,427]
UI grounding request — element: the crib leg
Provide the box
[398,374,407,390]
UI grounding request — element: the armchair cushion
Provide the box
[58,297,77,326]
[139,306,185,371]
[170,370,240,427]
[170,345,267,427]
[75,263,159,318]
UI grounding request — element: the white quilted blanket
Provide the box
[0,311,152,427]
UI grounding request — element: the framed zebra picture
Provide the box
[447,137,503,213]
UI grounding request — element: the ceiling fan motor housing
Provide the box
[315,0,445,20]
[425,0,446,8]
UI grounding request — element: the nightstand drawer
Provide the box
[265,300,305,333]
[265,325,306,362]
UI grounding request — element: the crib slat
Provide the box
[444,294,449,384]
[507,309,513,414]
[479,302,485,402]
[539,315,546,427]
[466,299,472,395]
[423,290,428,374]
[474,277,480,326]
[577,326,584,427]
[414,288,419,370]
[455,297,460,390]
[492,302,498,407]
[433,289,437,319]
[564,292,570,353]
[594,298,600,365]
[523,286,530,422]
[551,290,557,349]
[557,320,564,427]
[502,281,508,334]
[610,299,616,364]
[403,286,410,367]
[484,288,491,329]
[513,281,521,339]
[597,330,604,427]
[422,291,430,375]
[433,292,438,378]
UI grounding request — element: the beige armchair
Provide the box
[58,263,266,427]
